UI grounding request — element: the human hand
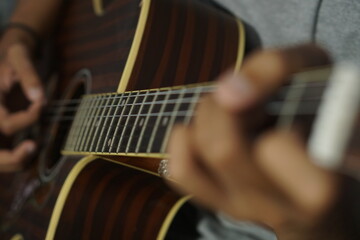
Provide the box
[166,45,344,239]
[0,28,44,172]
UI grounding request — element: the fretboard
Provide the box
[63,85,205,156]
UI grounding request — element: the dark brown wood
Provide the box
[127,0,239,90]
[54,159,180,240]
[0,0,241,239]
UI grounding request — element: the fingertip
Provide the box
[214,72,257,112]
[13,140,36,163]
[24,140,36,154]
[26,87,44,102]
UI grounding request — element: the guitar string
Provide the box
[46,99,321,124]
[49,85,216,106]
[45,93,323,115]
[46,80,327,110]
[45,97,323,125]
[44,83,326,117]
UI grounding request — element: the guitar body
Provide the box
[0,0,244,239]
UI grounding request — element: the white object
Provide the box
[308,63,360,169]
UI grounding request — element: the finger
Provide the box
[0,104,8,120]
[167,125,226,208]
[0,101,42,135]
[7,44,44,103]
[254,130,339,219]
[0,140,35,172]
[193,96,291,224]
[193,95,254,190]
[215,44,331,112]
[0,63,14,91]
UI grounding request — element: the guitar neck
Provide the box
[62,84,210,157]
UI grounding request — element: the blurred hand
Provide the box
[166,45,342,239]
[0,29,44,172]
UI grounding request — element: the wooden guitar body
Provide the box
[0,0,243,239]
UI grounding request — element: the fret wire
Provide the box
[101,94,124,152]
[73,97,93,151]
[64,112,195,138]
[135,90,160,153]
[72,124,174,153]
[146,90,171,153]
[160,88,187,153]
[116,92,140,153]
[82,96,106,152]
[94,96,116,152]
[125,91,150,153]
[109,93,132,152]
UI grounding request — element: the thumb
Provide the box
[8,44,44,103]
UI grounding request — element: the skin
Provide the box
[166,45,343,239]
[0,0,62,171]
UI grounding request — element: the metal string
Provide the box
[44,83,326,120]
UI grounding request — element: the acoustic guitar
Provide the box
[0,0,244,239]
[1,0,359,239]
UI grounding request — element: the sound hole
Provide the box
[39,70,90,181]
[48,87,83,169]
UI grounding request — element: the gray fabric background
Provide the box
[213,0,360,62]
[0,0,16,27]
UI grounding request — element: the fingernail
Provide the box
[27,88,43,101]
[215,73,255,110]
[26,142,36,154]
